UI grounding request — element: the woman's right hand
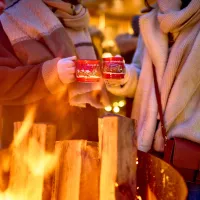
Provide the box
[57,56,76,84]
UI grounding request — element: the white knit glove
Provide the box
[57,56,76,84]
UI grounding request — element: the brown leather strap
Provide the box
[152,64,167,145]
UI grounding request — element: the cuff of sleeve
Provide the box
[42,58,66,94]
[106,64,138,98]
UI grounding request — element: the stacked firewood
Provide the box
[2,115,137,200]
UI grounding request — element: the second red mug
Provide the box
[102,56,125,80]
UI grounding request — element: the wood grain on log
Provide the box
[52,140,100,200]
[52,140,85,200]
[98,115,137,200]
[79,142,100,200]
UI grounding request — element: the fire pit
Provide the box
[0,115,188,200]
[137,150,188,200]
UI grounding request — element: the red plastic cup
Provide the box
[102,57,125,79]
[75,59,101,83]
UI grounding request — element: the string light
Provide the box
[118,100,126,107]
[113,106,120,113]
[104,105,112,112]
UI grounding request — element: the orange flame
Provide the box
[0,105,58,200]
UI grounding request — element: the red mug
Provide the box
[75,59,101,83]
[102,57,125,79]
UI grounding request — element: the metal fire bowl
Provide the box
[137,150,188,200]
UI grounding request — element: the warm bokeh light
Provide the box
[102,52,113,58]
[118,100,126,107]
[104,105,112,112]
[113,0,124,12]
[113,106,120,113]
[102,40,115,48]
[99,13,105,31]
[113,102,119,107]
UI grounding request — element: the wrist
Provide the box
[120,63,131,87]
[42,58,66,94]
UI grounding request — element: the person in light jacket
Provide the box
[107,0,200,198]
[107,0,200,153]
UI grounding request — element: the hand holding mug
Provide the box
[102,55,126,87]
[57,56,76,84]
[75,59,101,83]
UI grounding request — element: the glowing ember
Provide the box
[136,195,142,200]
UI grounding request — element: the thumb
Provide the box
[115,55,122,57]
[67,56,77,61]
[58,57,76,66]
[58,56,77,64]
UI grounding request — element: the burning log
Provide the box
[9,122,56,200]
[98,115,137,200]
[51,140,100,200]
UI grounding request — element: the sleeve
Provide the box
[106,34,144,98]
[0,44,66,105]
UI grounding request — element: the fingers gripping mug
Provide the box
[75,60,101,83]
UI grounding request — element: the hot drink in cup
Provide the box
[102,56,125,85]
[75,60,101,83]
[102,56,125,79]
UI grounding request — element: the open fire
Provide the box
[0,107,58,200]
[0,111,137,200]
[0,106,186,200]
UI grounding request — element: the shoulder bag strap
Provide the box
[152,64,167,145]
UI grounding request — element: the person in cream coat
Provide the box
[106,0,200,153]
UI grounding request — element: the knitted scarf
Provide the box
[43,0,96,60]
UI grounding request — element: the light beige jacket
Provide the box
[107,0,200,152]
